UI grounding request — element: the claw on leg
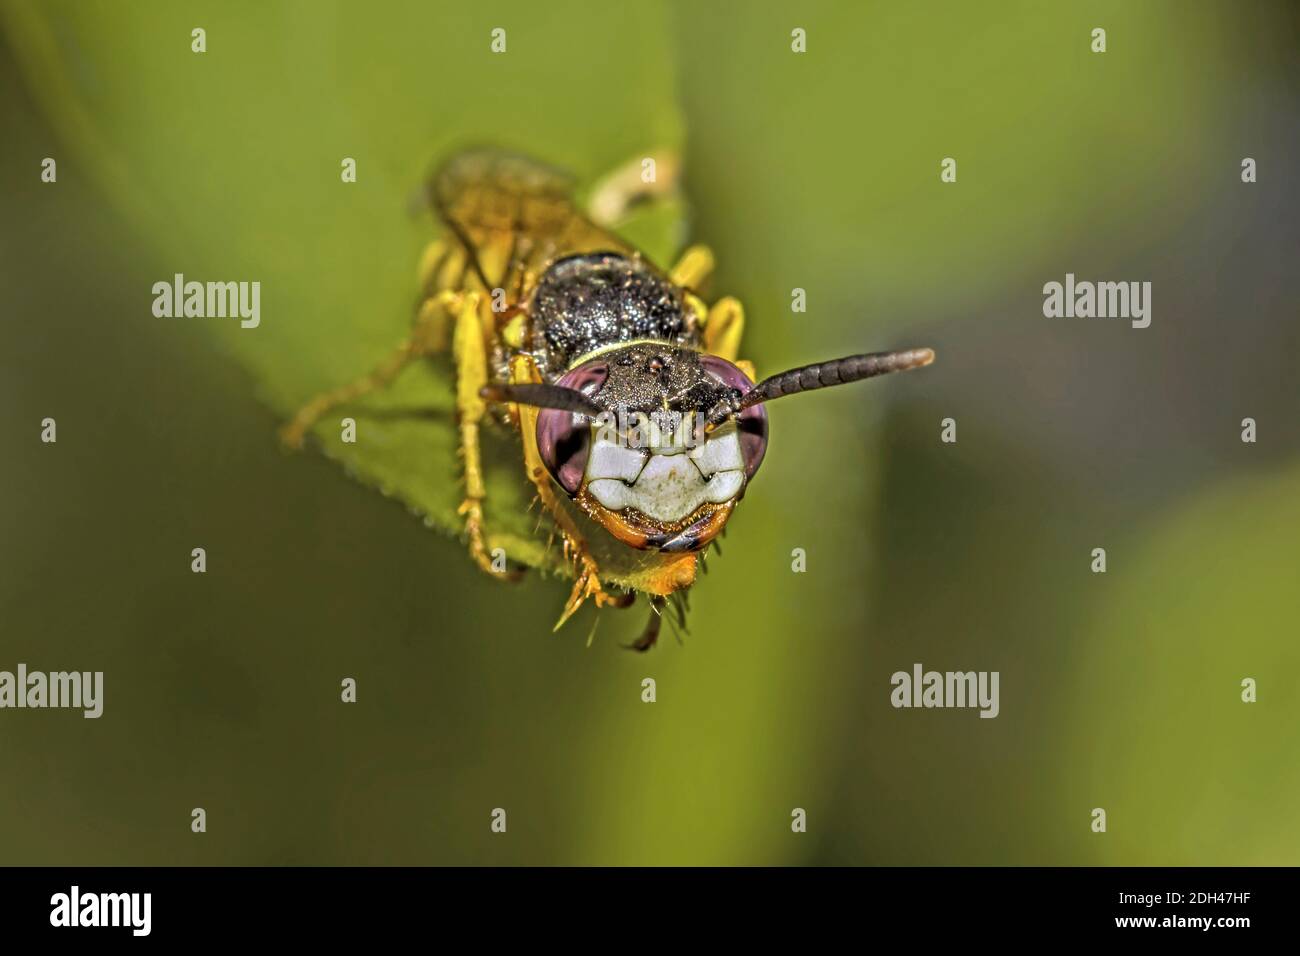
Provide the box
[459,497,522,581]
[458,497,492,572]
[624,596,666,652]
[556,558,602,631]
[555,559,632,628]
[553,555,633,631]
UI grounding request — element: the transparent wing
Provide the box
[430,149,634,295]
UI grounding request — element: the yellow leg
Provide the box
[279,289,461,449]
[703,296,745,363]
[415,238,474,355]
[668,244,715,290]
[507,354,629,629]
[417,239,448,293]
[452,292,501,577]
[417,238,470,298]
[414,288,459,354]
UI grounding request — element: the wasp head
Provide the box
[483,342,934,555]
[532,344,767,553]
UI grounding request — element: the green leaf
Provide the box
[2,0,685,590]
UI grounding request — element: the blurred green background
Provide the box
[1,0,1296,865]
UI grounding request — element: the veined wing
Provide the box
[429,149,634,301]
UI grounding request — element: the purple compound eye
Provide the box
[536,360,609,495]
[698,355,768,479]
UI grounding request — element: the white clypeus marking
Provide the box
[586,439,645,483]
[585,422,745,523]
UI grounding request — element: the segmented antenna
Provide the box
[707,347,934,426]
[480,383,604,418]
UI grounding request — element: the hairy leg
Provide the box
[451,292,503,577]
[280,289,461,449]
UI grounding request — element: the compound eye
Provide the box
[535,361,609,495]
[698,355,768,479]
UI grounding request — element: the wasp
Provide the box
[282,149,934,649]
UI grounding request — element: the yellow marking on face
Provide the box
[502,314,527,349]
